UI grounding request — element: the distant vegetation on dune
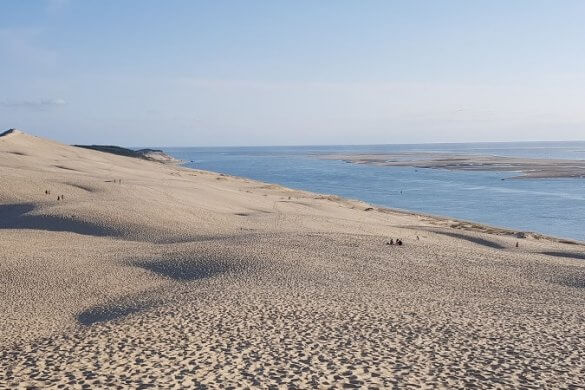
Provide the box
[74,144,179,164]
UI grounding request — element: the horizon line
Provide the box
[135,139,585,149]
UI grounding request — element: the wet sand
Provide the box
[1,130,585,388]
[319,152,585,179]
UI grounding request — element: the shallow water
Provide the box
[163,142,585,241]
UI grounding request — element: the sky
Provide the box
[1,0,584,146]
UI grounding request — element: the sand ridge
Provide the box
[1,130,585,388]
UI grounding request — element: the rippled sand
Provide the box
[1,130,585,388]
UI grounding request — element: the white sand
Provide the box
[1,130,585,388]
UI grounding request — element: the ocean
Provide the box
[163,141,585,242]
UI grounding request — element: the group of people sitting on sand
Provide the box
[386,238,403,246]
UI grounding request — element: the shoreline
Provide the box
[176,161,585,246]
[374,205,584,245]
[3,128,582,244]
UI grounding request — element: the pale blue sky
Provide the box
[1,0,584,146]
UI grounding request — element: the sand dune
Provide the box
[1,130,585,388]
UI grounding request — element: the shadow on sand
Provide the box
[541,251,585,261]
[76,255,247,326]
[131,257,234,281]
[77,301,155,326]
[556,274,585,289]
[0,203,122,237]
[429,230,506,249]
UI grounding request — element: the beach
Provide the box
[2,130,585,388]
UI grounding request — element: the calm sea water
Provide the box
[163,141,585,241]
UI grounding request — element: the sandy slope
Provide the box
[1,129,585,388]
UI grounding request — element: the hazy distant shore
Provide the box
[75,144,181,164]
[318,152,585,179]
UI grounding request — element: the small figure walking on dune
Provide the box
[386,239,394,245]
[516,242,519,248]
[45,189,50,195]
